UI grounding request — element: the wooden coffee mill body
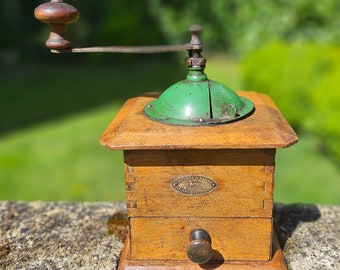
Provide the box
[34,1,298,269]
[100,92,297,269]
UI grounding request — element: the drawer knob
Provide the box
[187,229,212,264]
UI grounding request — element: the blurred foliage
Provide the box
[148,0,340,53]
[0,0,166,64]
[2,0,340,64]
[242,42,340,163]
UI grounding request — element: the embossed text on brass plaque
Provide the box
[171,175,217,195]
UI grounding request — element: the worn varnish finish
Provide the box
[119,232,287,270]
[130,217,272,261]
[100,92,298,269]
[100,92,297,150]
[124,149,275,218]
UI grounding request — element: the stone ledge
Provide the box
[274,204,339,270]
[0,202,339,270]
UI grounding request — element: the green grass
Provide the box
[275,137,340,204]
[0,55,339,204]
[0,103,126,201]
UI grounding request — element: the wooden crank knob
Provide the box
[187,229,213,264]
[34,0,79,50]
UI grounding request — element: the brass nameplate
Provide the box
[172,175,217,195]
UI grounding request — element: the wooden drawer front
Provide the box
[130,217,272,261]
[124,149,275,218]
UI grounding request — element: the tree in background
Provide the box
[2,0,340,161]
[2,0,339,63]
[148,0,340,53]
[0,0,165,64]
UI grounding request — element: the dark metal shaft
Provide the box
[51,44,191,54]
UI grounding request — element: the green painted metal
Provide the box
[144,66,254,126]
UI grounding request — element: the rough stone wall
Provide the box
[0,202,339,270]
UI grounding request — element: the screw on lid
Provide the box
[144,26,254,126]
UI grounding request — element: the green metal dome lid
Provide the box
[144,26,254,126]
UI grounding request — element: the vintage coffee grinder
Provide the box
[35,1,298,269]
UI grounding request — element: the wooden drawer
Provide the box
[124,149,275,218]
[130,217,272,261]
